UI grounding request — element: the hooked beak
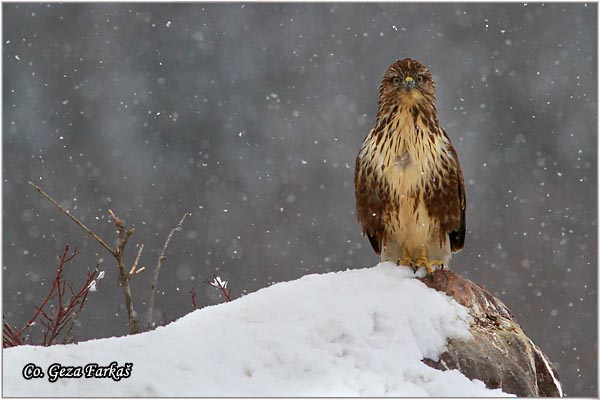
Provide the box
[404,76,415,91]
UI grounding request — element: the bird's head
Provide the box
[379,58,436,106]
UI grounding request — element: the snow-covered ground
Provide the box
[3,262,509,397]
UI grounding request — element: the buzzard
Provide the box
[354,58,466,274]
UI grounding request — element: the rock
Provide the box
[419,270,563,397]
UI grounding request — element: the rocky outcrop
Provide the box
[419,270,563,397]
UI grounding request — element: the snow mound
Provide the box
[3,262,510,396]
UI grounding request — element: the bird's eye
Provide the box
[392,77,401,85]
[417,75,424,83]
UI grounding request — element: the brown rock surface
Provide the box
[419,270,563,397]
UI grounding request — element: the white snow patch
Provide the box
[3,262,510,397]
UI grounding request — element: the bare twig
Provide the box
[29,182,189,335]
[204,274,232,302]
[3,319,24,348]
[146,212,189,330]
[190,287,198,310]
[27,181,115,257]
[48,263,98,345]
[29,182,140,335]
[63,261,100,343]
[17,245,77,339]
[43,245,82,345]
[129,244,144,277]
[3,244,98,347]
[109,209,139,334]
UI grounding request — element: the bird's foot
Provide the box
[414,248,443,275]
[396,248,414,270]
[414,246,444,275]
[414,257,443,275]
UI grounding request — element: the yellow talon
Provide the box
[414,247,442,275]
[398,247,413,267]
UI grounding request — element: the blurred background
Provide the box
[3,3,596,396]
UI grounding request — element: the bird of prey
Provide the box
[354,58,466,274]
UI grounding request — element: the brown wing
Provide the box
[444,129,466,253]
[354,138,386,256]
[424,129,466,253]
[449,166,466,252]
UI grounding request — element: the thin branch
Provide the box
[28,182,187,336]
[190,287,198,310]
[63,262,100,343]
[27,181,116,257]
[4,244,97,347]
[109,209,139,334]
[146,212,189,330]
[129,244,144,277]
[17,245,67,338]
[3,319,24,347]
[28,182,139,335]
[204,274,232,302]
